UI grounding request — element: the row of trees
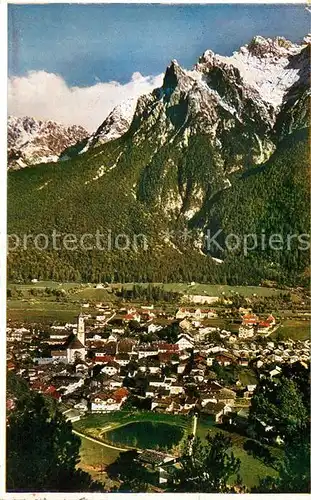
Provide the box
[7,247,308,286]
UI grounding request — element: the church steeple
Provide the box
[77,313,85,346]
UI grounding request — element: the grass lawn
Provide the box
[78,436,120,488]
[7,299,82,323]
[69,287,115,302]
[8,280,284,298]
[7,281,83,290]
[273,319,310,341]
[196,416,278,489]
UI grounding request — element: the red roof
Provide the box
[266,315,275,322]
[31,380,45,390]
[94,354,114,363]
[124,314,136,321]
[215,354,233,361]
[243,313,258,320]
[6,399,15,410]
[158,352,175,363]
[158,343,179,352]
[113,387,129,402]
[44,385,60,399]
[242,313,259,325]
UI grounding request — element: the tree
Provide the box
[253,430,310,493]
[209,330,221,343]
[106,450,150,492]
[248,365,310,493]
[171,434,241,492]
[248,375,308,442]
[158,321,181,343]
[7,391,103,492]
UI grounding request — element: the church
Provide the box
[65,313,86,363]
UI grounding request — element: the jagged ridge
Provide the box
[7,116,88,170]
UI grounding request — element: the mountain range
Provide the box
[7,116,88,170]
[7,36,310,285]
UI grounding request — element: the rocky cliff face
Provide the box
[7,116,88,169]
[82,35,309,159]
[122,36,309,221]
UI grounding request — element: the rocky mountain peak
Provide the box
[244,35,301,59]
[163,59,186,90]
[8,115,88,170]
[7,35,310,285]
[77,97,137,155]
[194,36,309,110]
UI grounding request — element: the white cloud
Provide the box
[8,70,164,133]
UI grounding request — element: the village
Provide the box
[7,296,310,424]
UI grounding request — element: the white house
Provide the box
[238,326,254,339]
[202,402,232,423]
[91,389,128,413]
[138,346,159,359]
[176,334,194,350]
[169,382,184,395]
[101,363,119,376]
[91,395,121,413]
[149,376,166,388]
[148,323,163,334]
[177,361,188,374]
[182,295,219,305]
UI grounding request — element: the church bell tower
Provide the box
[77,313,85,346]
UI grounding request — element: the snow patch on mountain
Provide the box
[8,116,88,170]
[79,98,137,154]
[201,36,307,109]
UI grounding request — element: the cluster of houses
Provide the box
[238,313,277,338]
[6,306,310,423]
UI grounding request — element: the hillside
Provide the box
[7,36,310,285]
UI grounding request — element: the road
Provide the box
[192,414,198,437]
[73,429,128,452]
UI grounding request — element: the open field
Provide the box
[7,299,82,323]
[7,280,289,324]
[70,288,114,302]
[271,318,310,341]
[111,282,284,297]
[8,281,82,290]
[8,280,285,298]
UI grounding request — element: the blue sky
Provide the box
[8,3,309,87]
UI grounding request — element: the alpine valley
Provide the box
[7,36,310,285]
